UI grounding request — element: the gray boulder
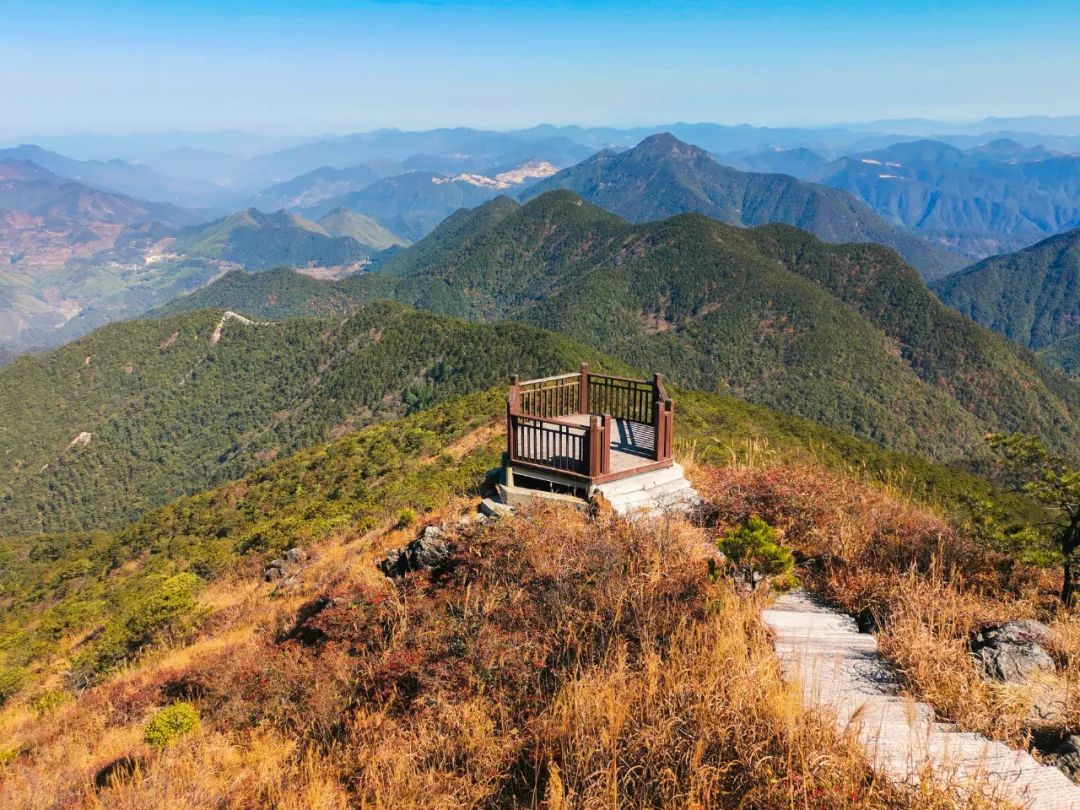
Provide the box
[264,547,311,582]
[379,525,452,578]
[970,620,1056,684]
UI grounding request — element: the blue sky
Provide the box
[3,0,1078,134]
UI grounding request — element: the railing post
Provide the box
[654,398,673,461]
[588,415,603,479]
[666,400,674,460]
[601,413,612,475]
[507,375,519,460]
[653,398,664,462]
[579,362,589,414]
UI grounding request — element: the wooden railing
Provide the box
[507,363,672,482]
[514,372,582,419]
[586,372,654,424]
[506,413,614,478]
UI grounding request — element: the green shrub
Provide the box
[30,689,68,717]
[68,572,204,687]
[717,516,795,590]
[0,667,26,705]
[143,702,200,749]
[396,508,417,528]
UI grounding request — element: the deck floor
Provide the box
[562,415,656,474]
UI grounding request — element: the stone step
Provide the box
[608,486,702,517]
[595,463,687,497]
[497,482,587,511]
[480,497,513,518]
[604,477,693,506]
[763,590,1080,809]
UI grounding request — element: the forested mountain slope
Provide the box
[156,192,1080,463]
[376,192,1080,462]
[932,228,1080,371]
[153,266,396,319]
[0,303,618,535]
[521,133,968,279]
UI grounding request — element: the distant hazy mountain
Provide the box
[246,129,585,187]
[717,147,828,178]
[305,165,558,241]
[131,146,254,187]
[932,229,1080,370]
[0,158,195,226]
[814,139,1080,258]
[0,162,376,351]
[247,162,398,211]
[0,159,212,350]
[0,144,227,208]
[170,208,369,271]
[522,134,967,279]
[316,208,409,250]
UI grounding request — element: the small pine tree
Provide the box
[144,702,200,749]
[717,516,795,590]
[987,432,1080,605]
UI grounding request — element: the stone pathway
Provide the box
[763,590,1080,809]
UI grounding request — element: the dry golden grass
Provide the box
[0,495,988,808]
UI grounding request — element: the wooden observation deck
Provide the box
[506,364,675,491]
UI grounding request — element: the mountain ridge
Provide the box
[521,133,968,279]
[163,190,1080,463]
[814,139,1080,258]
[932,228,1080,373]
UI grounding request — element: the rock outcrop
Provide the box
[379,525,452,578]
[970,620,1056,683]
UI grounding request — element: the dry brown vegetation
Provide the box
[0,495,989,809]
[695,461,1080,751]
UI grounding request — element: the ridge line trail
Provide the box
[763,589,1080,809]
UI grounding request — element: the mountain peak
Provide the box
[632,132,706,160]
[521,133,964,279]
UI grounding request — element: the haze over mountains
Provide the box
[5,118,1080,372]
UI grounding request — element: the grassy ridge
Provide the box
[0,386,1042,693]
